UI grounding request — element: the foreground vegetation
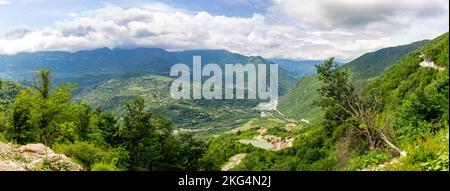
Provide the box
[1,71,211,170]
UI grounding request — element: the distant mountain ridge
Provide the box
[0,48,295,94]
[268,59,323,79]
[270,59,347,78]
[0,47,297,129]
[346,40,430,80]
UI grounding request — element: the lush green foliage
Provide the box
[53,141,128,170]
[0,71,210,171]
[0,80,22,106]
[235,126,337,171]
[199,138,255,170]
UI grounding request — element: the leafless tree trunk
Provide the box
[334,91,406,155]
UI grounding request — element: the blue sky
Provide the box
[0,0,448,60]
[0,0,268,31]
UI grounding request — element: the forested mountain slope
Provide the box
[278,40,429,124]
[347,40,429,81]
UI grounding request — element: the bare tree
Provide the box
[31,70,51,100]
[317,58,406,156]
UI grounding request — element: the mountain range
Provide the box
[0,48,298,129]
[0,48,295,93]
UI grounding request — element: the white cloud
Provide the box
[0,1,448,61]
[271,0,448,30]
[68,12,79,18]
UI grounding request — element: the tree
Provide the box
[316,58,405,156]
[18,70,75,145]
[2,71,74,145]
[122,97,159,170]
[5,90,38,144]
[74,104,92,141]
[121,97,208,170]
[94,110,121,147]
[0,80,22,106]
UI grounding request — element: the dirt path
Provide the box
[221,153,247,171]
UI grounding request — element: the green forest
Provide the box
[0,32,448,171]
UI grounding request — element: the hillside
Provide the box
[347,40,429,86]
[354,32,449,170]
[278,40,429,124]
[366,32,448,132]
[231,32,448,171]
[75,75,260,129]
[277,76,323,124]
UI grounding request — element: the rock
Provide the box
[0,142,82,171]
[18,143,55,159]
[0,161,26,171]
[0,142,12,152]
[18,143,47,153]
[400,151,407,157]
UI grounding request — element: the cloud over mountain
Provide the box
[0,0,448,61]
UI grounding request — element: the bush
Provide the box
[91,163,119,171]
[385,128,449,171]
[199,138,255,170]
[346,150,391,170]
[400,129,448,170]
[53,141,128,170]
[0,132,8,142]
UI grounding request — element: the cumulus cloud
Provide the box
[0,1,448,61]
[4,26,32,39]
[271,0,448,30]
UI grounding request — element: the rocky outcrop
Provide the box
[419,53,444,70]
[0,142,82,171]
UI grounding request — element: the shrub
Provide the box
[386,128,449,171]
[91,163,119,171]
[400,129,448,170]
[346,150,391,170]
[53,141,128,170]
[0,133,8,142]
